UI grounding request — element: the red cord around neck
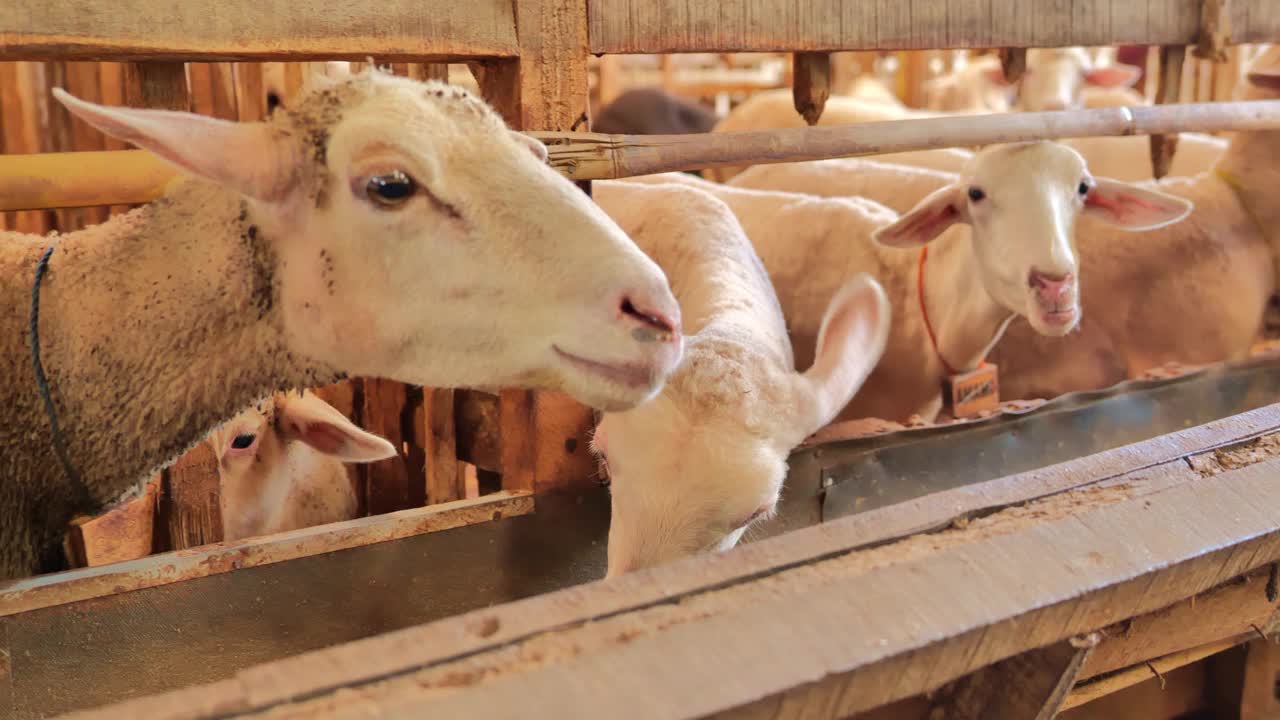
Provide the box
[917,246,985,376]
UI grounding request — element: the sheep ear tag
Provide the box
[943,364,999,419]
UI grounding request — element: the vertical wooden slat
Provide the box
[498,389,535,493]
[422,388,464,504]
[46,61,109,231]
[0,62,53,234]
[233,63,268,121]
[1150,45,1186,180]
[160,443,223,549]
[123,62,188,110]
[475,0,592,495]
[312,379,366,516]
[361,379,420,515]
[409,64,450,82]
[792,52,831,125]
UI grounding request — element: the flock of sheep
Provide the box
[2,45,1278,583]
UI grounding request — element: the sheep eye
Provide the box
[967,186,986,202]
[230,433,257,450]
[366,171,417,207]
[1077,181,1091,196]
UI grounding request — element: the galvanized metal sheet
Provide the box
[814,358,1280,520]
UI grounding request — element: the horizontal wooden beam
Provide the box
[58,405,1280,719]
[0,1,518,61]
[5,100,1280,212]
[0,490,532,617]
[589,0,1280,54]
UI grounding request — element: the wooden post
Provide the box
[0,62,54,234]
[46,61,110,231]
[362,379,423,515]
[1150,45,1185,180]
[1207,635,1280,719]
[422,388,465,504]
[474,0,595,494]
[999,47,1028,84]
[792,52,831,125]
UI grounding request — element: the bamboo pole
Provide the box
[534,99,1280,181]
[4,99,1280,211]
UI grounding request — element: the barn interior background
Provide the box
[3,1,1280,718]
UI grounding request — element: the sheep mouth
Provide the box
[553,346,654,389]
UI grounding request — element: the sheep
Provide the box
[986,46,1280,400]
[731,156,958,214]
[0,68,684,580]
[1079,85,1148,108]
[1019,47,1143,111]
[848,75,906,107]
[628,142,1192,422]
[591,87,719,136]
[703,90,979,182]
[923,54,1014,113]
[209,390,396,542]
[1058,134,1228,182]
[591,181,889,575]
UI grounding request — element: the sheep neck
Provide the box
[1217,130,1280,262]
[31,179,331,509]
[917,230,1014,377]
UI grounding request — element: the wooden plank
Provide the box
[0,61,52,234]
[0,491,532,618]
[187,63,238,120]
[123,62,188,111]
[1079,567,1280,681]
[588,0,1255,54]
[498,389,535,493]
[361,379,422,514]
[159,442,222,551]
[1066,635,1250,711]
[422,388,464,505]
[532,392,598,492]
[455,390,501,472]
[59,408,1280,719]
[0,2,517,61]
[46,61,108,230]
[929,635,1099,720]
[312,380,367,517]
[64,477,160,568]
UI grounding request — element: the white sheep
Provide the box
[1019,47,1143,111]
[988,47,1280,399]
[703,90,978,182]
[923,54,1014,113]
[592,182,889,575]
[209,390,396,542]
[1058,134,1228,182]
[630,142,1191,422]
[0,69,683,580]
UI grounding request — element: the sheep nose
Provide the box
[619,293,681,344]
[1028,269,1074,301]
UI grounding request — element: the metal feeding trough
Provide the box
[3,356,1280,718]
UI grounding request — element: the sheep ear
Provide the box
[873,185,967,248]
[796,274,891,437]
[1248,62,1280,90]
[278,394,398,463]
[1084,178,1193,230]
[1083,63,1141,89]
[982,66,1012,87]
[52,88,300,202]
[510,131,549,163]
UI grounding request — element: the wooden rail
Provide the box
[4,100,1280,211]
[0,1,519,60]
[55,404,1280,719]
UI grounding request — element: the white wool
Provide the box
[629,142,1192,422]
[592,182,888,575]
[1059,134,1227,182]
